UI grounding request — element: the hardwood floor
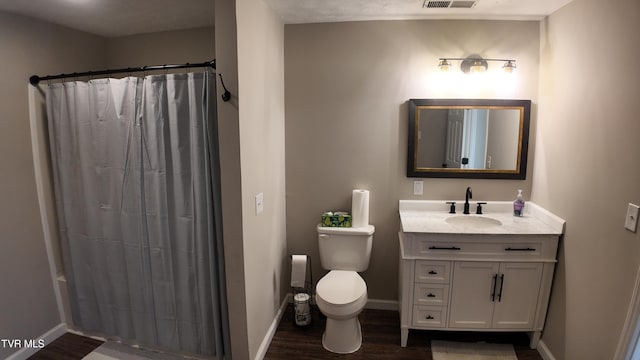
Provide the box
[27,306,543,360]
[28,333,103,360]
[264,305,542,360]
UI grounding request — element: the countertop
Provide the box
[399,200,565,235]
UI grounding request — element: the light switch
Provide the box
[413,180,423,196]
[255,192,264,215]
[625,203,639,233]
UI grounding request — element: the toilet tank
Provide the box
[317,224,375,272]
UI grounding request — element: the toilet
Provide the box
[315,224,375,353]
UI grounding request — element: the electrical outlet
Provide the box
[413,180,423,196]
[255,193,264,215]
[625,203,639,233]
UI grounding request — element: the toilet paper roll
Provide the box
[290,255,307,288]
[351,189,370,227]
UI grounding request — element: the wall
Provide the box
[285,20,540,301]
[236,0,287,358]
[533,0,640,358]
[106,27,215,68]
[486,109,520,169]
[214,0,250,358]
[0,11,106,359]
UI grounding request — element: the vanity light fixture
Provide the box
[502,60,517,74]
[438,56,517,74]
[437,59,452,72]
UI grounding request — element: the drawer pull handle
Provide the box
[491,274,497,302]
[505,247,536,252]
[426,315,434,320]
[428,270,438,275]
[428,246,461,251]
[427,293,436,298]
[497,274,505,302]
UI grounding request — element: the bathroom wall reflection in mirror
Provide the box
[408,99,530,179]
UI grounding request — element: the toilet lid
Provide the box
[316,270,366,305]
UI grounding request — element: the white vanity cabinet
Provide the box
[449,261,543,329]
[398,200,565,349]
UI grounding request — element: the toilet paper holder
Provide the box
[290,254,314,326]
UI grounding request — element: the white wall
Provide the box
[284,20,540,300]
[0,11,106,359]
[533,0,640,358]
[236,0,287,358]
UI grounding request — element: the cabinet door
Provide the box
[449,262,499,329]
[492,262,543,329]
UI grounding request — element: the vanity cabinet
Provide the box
[398,232,559,349]
[449,261,542,329]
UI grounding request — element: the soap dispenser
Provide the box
[513,189,525,217]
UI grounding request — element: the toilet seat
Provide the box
[316,270,367,318]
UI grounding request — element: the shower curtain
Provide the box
[44,72,228,357]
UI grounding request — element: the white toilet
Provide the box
[315,224,375,353]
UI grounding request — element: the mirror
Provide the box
[407,99,530,179]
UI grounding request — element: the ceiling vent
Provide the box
[423,0,478,9]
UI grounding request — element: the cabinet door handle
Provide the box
[428,270,438,275]
[491,274,497,302]
[497,274,505,302]
[428,246,461,251]
[504,247,536,252]
[426,315,434,320]
[427,293,436,298]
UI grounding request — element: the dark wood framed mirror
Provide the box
[407,99,531,179]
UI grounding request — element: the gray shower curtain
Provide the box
[45,72,228,357]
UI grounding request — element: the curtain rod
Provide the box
[29,59,231,101]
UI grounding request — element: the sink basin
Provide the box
[445,215,503,228]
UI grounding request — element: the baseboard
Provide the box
[537,340,557,360]
[254,294,291,360]
[5,323,67,360]
[365,299,399,311]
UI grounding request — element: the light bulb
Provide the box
[503,61,516,74]
[438,59,451,72]
[470,60,487,73]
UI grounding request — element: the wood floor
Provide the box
[264,306,543,360]
[27,306,542,360]
[28,333,103,360]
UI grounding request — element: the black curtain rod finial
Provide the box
[218,73,231,102]
[29,75,40,86]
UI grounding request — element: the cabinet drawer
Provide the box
[413,235,557,261]
[412,305,447,328]
[414,283,449,306]
[415,260,451,283]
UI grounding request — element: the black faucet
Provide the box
[463,186,472,214]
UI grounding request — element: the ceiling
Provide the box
[0,0,215,38]
[0,0,573,38]
[264,0,574,23]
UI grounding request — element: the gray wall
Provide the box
[236,0,287,357]
[533,0,640,358]
[214,0,252,358]
[0,11,106,359]
[106,27,215,68]
[284,20,540,301]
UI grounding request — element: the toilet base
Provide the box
[322,316,362,354]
